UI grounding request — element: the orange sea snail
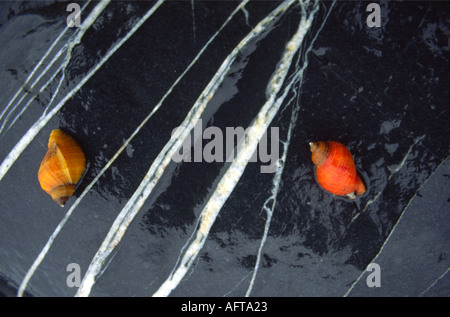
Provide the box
[38,129,86,207]
[309,141,365,199]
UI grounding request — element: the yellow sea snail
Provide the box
[38,129,86,207]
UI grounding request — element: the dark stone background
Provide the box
[0,0,448,297]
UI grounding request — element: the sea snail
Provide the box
[309,141,366,199]
[38,129,86,207]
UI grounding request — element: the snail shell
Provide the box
[38,129,86,207]
[309,141,365,199]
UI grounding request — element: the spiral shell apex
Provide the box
[38,129,86,207]
[309,141,365,199]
